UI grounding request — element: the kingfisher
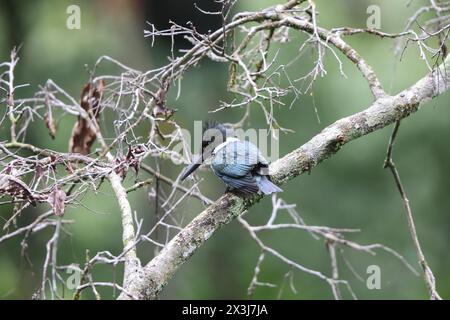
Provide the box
[180,122,282,196]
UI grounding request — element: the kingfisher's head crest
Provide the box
[201,121,234,150]
[202,121,230,137]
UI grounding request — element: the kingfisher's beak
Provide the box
[180,163,201,181]
[180,154,202,181]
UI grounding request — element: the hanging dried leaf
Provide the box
[69,80,105,155]
[44,93,57,139]
[0,174,38,206]
[47,188,66,217]
[113,145,147,180]
[44,112,57,139]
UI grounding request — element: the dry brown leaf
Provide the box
[69,80,105,155]
[47,188,66,217]
[44,112,57,139]
[0,174,38,206]
[44,92,57,139]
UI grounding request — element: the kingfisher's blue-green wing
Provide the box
[220,174,259,194]
[211,140,264,178]
[210,140,275,195]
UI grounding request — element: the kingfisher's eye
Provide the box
[201,139,212,151]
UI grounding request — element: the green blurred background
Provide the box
[0,0,449,299]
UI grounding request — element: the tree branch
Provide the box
[108,170,141,287]
[117,51,450,300]
[383,121,442,300]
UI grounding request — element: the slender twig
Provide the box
[327,241,341,300]
[383,120,442,300]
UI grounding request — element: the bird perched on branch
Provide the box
[180,122,282,196]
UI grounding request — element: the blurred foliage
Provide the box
[0,0,449,300]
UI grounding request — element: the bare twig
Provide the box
[383,120,442,300]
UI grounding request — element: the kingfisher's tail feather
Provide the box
[257,176,283,195]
